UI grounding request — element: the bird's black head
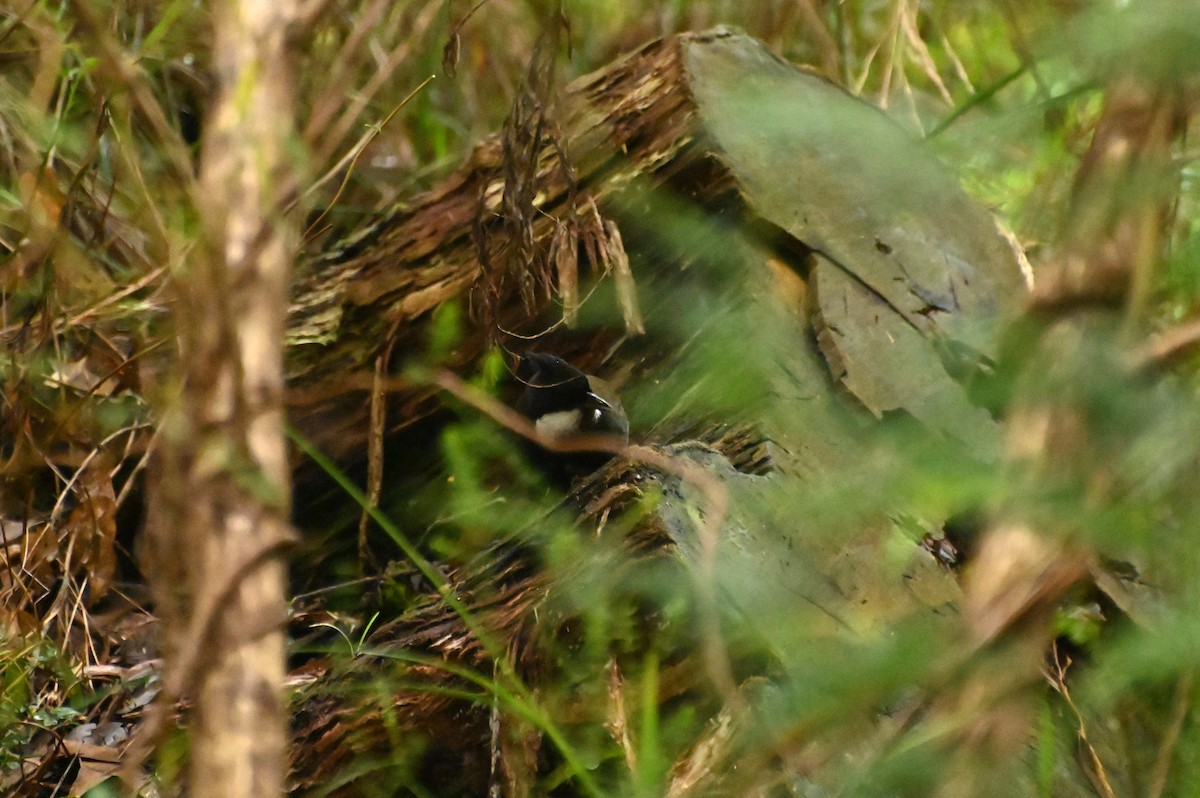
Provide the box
[516,352,592,414]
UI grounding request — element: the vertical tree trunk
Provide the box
[146,2,300,796]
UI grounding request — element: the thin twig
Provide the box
[431,369,739,705]
[606,659,638,772]
[64,0,195,186]
[358,322,401,576]
[311,2,442,169]
[1131,316,1200,369]
[1048,644,1116,798]
[301,75,435,241]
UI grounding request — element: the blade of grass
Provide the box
[288,428,606,798]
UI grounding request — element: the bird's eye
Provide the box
[591,409,602,423]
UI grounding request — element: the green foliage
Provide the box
[0,635,85,771]
[5,0,1200,796]
[425,300,464,366]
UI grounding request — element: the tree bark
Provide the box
[145,1,300,796]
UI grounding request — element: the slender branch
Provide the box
[431,369,740,704]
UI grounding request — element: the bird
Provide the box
[514,351,629,476]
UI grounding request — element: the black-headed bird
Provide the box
[514,351,629,477]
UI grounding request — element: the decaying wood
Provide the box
[284,30,702,463]
[0,22,1031,796]
[0,7,1193,796]
[282,28,1026,795]
[284,28,1022,475]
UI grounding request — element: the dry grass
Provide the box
[2,1,1200,796]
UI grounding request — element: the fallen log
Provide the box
[284,27,1024,796]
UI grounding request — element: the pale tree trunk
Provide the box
[145,1,300,796]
